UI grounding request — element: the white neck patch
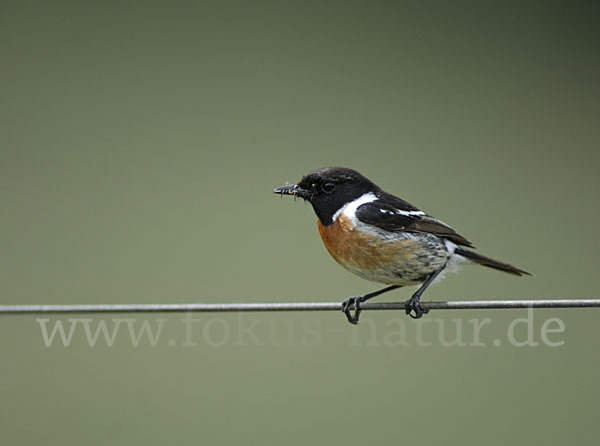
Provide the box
[332,192,378,223]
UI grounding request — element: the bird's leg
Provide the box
[405,266,445,319]
[341,285,401,324]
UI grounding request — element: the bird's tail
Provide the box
[454,247,532,276]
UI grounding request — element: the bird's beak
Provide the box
[273,184,310,200]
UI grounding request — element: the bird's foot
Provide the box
[341,296,365,325]
[405,295,429,319]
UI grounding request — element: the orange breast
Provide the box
[317,215,365,267]
[316,215,439,285]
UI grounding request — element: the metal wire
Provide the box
[1,299,599,314]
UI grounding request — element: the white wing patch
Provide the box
[378,209,426,216]
[398,210,425,216]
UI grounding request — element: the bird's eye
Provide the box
[322,183,336,193]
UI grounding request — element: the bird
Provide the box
[273,166,531,324]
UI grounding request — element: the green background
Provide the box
[1,1,599,444]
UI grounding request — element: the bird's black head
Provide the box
[274,167,380,225]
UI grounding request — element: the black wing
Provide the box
[355,197,474,248]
